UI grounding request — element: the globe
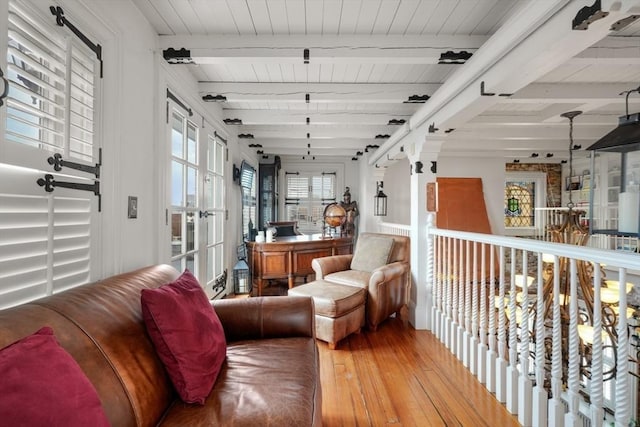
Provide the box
[323,203,347,228]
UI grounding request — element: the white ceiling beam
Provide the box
[445,125,612,140]
[233,125,392,139]
[507,83,639,102]
[199,82,439,103]
[469,113,619,126]
[240,137,379,149]
[441,138,589,153]
[371,0,640,165]
[160,34,488,65]
[569,36,640,64]
[221,110,412,126]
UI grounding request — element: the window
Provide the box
[168,100,227,298]
[285,171,336,234]
[0,0,100,309]
[504,172,546,237]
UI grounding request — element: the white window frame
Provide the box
[284,170,338,235]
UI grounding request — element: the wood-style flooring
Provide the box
[318,317,520,427]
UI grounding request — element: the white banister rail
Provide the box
[377,221,411,236]
[426,216,640,426]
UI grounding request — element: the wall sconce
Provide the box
[374,181,387,216]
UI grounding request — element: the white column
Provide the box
[408,140,441,330]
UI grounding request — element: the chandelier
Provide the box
[502,111,635,406]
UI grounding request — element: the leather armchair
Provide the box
[312,232,410,331]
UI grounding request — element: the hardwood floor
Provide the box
[318,317,520,427]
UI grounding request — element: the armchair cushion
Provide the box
[350,234,394,272]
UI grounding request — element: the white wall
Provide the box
[383,159,411,225]
[378,155,506,234]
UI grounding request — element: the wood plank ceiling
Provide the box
[134,0,640,163]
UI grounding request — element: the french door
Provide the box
[168,102,226,298]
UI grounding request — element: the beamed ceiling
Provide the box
[133,0,640,165]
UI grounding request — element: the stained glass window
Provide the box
[505,181,535,228]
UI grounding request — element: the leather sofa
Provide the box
[0,264,322,426]
[312,232,411,331]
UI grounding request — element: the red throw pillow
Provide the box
[141,269,226,404]
[0,326,110,426]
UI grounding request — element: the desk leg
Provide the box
[288,275,294,289]
[257,278,264,296]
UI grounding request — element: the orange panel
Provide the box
[436,178,492,234]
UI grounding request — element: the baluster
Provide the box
[564,259,580,427]
[427,219,436,336]
[549,255,564,426]
[615,268,631,426]
[450,238,458,354]
[437,235,443,339]
[470,241,479,375]
[518,250,532,426]
[590,265,603,426]
[477,243,487,384]
[506,247,519,414]
[457,239,465,361]
[487,243,497,393]
[532,253,548,427]
[445,236,453,350]
[463,240,472,368]
[496,246,508,403]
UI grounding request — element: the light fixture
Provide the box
[374,181,387,216]
[587,86,640,236]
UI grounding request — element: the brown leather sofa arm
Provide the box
[211,296,315,342]
[311,254,353,279]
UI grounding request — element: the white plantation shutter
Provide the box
[0,167,93,309]
[284,172,336,234]
[0,1,99,309]
[6,1,97,162]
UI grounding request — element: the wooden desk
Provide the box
[246,234,353,296]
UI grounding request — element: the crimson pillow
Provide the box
[0,326,110,426]
[141,269,226,404]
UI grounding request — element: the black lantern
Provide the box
[374,181,387,216]
[233,245,251,294]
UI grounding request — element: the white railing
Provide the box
[426,215,640,427]
[535,207,639,251]
[377,221,411,237]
